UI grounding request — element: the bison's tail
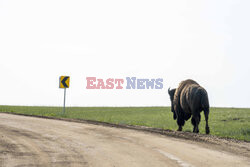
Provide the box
[200,89,209,112]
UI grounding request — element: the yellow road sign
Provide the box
[59,76,70,88]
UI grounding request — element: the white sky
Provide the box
[0,0,250,107]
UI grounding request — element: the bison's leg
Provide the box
[192,114,200,133]
[191,117,196,132]
[204,109,210,134]
[177,117,185,131]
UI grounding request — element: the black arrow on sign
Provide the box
[61,77,69,88]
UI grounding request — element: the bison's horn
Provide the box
[168,87,171,95]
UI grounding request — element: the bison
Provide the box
[168,79,210,134]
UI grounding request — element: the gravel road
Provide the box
[0,113,249,167]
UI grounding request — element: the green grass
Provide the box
[0,106,249,141]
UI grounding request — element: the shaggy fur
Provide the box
[168,79,210,134]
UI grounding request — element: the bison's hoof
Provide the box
[193,128,199,133]
[206,127,210,134]
[177,127,182,131]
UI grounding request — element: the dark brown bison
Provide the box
[168,79,210,134]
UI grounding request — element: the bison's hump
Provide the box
[174,79,199,101]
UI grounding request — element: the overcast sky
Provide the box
[0,0,249,107]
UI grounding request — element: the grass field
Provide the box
[0,106,249,141]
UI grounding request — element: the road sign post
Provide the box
[59,76,70,114]
[63,88,66,114]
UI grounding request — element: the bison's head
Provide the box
[168,88,177,120]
